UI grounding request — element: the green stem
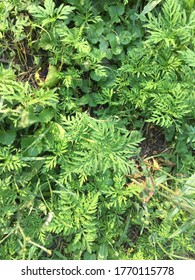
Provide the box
[0,228,16,245]
[28,239,51,255]
[159,183,179,196]
[17,224,27,260]
[157,242,191,260]
[157,242,174,260]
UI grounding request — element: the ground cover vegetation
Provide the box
[0,0,194,260]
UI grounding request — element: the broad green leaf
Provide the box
[79,93,97,107]
[112,46,123,55]
[90,70,101,81]
[83,251,96,260]
[98,244,108,260]
[0,130,16,145]
[39,108,55,123]
[106,32,123,55]
[18,108,40,128]
[108,4,125,23]
[106,32,117,46]
[119,30,132,45]
[21,136,43,157]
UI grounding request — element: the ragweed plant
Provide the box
[0,0,194,260]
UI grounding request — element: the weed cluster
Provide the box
[0,0,194,259]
